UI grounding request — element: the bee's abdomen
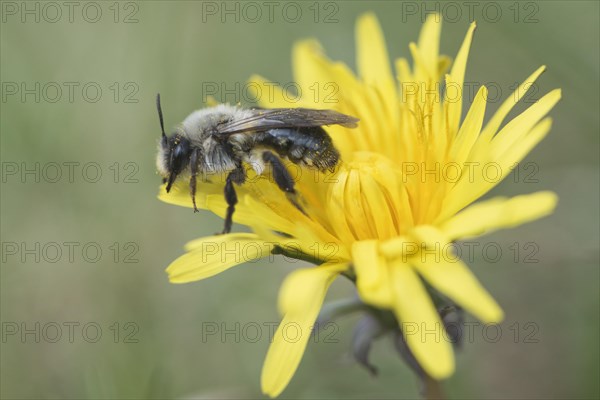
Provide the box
[256,127,339,171]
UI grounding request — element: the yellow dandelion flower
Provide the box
[159,13,560,397]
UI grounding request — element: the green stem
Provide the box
[422,375,445,400]
[319,297,368,321]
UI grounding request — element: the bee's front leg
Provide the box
[189,148,201,212]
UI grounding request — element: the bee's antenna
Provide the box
[156,93,166,139]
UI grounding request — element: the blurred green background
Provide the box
[1,1,598,399]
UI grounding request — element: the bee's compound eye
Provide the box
[173,142,188,159]
[169,137,192,174]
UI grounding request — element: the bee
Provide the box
[155,94,359,234]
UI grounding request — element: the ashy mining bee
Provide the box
[155,94,359,234]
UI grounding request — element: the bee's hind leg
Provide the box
[262,151,306,214]
[222,166,246,234]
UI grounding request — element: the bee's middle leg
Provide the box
[262,151,305,214]
[222,166,246,234]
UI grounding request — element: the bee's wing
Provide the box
[217,108,359,134]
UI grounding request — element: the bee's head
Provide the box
[156,94,192,192]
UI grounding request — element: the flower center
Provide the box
[324,152,413,243]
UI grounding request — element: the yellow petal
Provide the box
[490,89,561,158]
[345,169,375,239]
[158,179,266,230]
[409,42,431,81]
[205,95,219,107]
[450,85,488,165]
[449,20,476,87]
[359,169,397,238]
[441,117,554,220]
[480,66,546,141]
[166,233,270,283]
[292,40,331,108]
[158,179,219,209]
[496,117,553,170]
[410,225,450,248]
[437,55,452,78]
[379,235,410,259]
[396,57,413,83]
[356,13,393,88]
[416,13,442,79]
[390,259,454,379]
[355,14,399,157]
[242,194,298,236]
[353,240,394,307]
[445,21,476,135]
[440,191,558,240]
[326,169,358,244]
[412,257,504,323]
[261,262,346,397]
[247,74,296,108]
[379,226,449,264]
